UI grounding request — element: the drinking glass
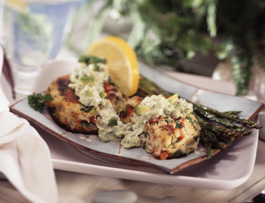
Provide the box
[2,0,80,96]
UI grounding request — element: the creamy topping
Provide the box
[69,59,194,149]
[69,62,109,106]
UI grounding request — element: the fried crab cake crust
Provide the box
[45,75,97,133]
[144,113,200,160]
[45,74,128,134]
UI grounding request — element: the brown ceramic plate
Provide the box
[10,60,264,174]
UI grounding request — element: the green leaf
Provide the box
[78,55,106,66]
[28,93,53,112]
[44,94,53,102]
[231,56,252,95]
[80,75,95,83]
[108,118,118,127]
[175,121,183,128]
[207,2,217,37]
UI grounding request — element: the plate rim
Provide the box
[10,100,218,174]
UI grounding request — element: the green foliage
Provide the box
[216,0,265,94]
[127,0,215,64]
[232,54,252,95]
[85,0,265,95]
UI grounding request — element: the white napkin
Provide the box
[0,111,58,203]
[0,47,58,202]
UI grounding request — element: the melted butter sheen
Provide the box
[68,63,193,149]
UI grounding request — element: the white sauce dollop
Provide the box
[69,62,193,149]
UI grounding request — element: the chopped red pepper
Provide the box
[126,105,135,117]
[90,117,97,123]
[178,134,184,141]
[149,116,162,124]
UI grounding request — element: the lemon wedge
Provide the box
[85,36,139,97]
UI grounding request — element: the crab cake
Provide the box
[143,114,200,160]
[45,74,127,133]
[44,55,201,160]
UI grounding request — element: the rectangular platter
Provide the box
[10,59,264,189]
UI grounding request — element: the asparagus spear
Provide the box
[194,105,236,128]
[199,128,226,158]
[138,76,172,97]
[193,105,252,136]
[195,114,242,142]
[195,103,263,129]
[222,110,242,116]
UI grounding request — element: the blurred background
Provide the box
[1,0,265,100]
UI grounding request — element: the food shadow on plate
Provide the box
[39,121,253,180]
[34,124,169,175]
[32,106,209,174]
[176,128,258,180]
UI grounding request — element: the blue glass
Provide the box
[6,1,80,69]
[3,0,83,95]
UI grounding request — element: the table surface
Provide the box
[1,69,265,203]
[1,136,265,203]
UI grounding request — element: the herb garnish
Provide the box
[80,106,94,112]
[186,116,197,130]
[80,75,95,83]
[28,93,53,112]
[175,121,183,128]
[78,55,107,65]
[108,118,118,127]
